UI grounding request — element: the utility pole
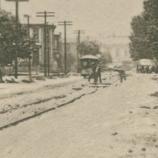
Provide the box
[74,30,84,73]
[36,11,55,77]
[46,22,50,76]
[58,21,72,74]
[0,0,2,10]
[6,0,29,78]
[24,14,32,81]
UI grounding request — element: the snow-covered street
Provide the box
[1,73,158,158]
[0,76,98,129]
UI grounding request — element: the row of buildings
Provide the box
[18,23,78,74]
[17,23,131,74]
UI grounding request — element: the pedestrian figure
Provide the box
[118,70,126,83]
[88,63,97,83]
[0,65,4,83]
[142,66,145,73]
[95,64,102,84]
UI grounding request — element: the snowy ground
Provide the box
[1,72,158,158]
[0,76,82,99]
[0,72,117,129]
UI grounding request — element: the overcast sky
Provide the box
[1,0,144,41]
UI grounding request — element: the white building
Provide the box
[100,35,131,63]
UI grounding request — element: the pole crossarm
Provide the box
[37,11,55,14]
[36,15,55,17]
[58,22,72,25]
[58,24,72,26]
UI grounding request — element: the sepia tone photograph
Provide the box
[0,0,158,157]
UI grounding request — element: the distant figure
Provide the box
[95,64,102,84]
[155,66,158,73]
[142,66,145,73]
[136,65,139,73]
[88,63,97,83]
[118,70,126,83]
[0,66,4,83]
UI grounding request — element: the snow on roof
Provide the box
[80,55,99,60]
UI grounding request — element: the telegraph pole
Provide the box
[0,0,2,9]
[6,0,29,78]
[24,14,32,81]
[36,11,55,77]
[58,21,72,74]
[74,30,84,72]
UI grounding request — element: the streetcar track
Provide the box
[0,88,98,131]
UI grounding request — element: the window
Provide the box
[33,28,39,42]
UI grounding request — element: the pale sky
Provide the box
[1,0,144,42]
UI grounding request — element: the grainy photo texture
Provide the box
[0,0,158,158]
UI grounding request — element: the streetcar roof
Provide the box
[80,55,99,60]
